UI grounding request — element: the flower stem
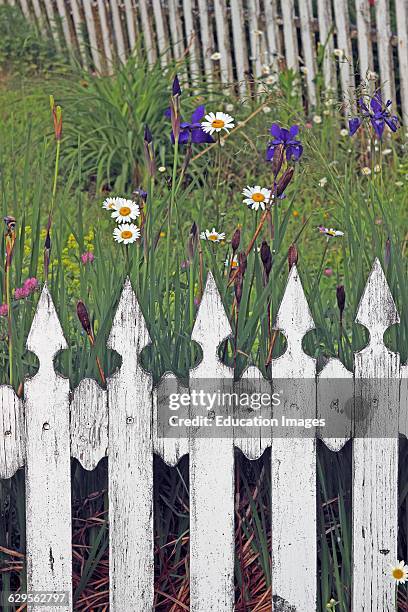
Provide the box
[6,263,12,387]
[166,138,179,311]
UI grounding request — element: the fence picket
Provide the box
[111,0,126,63]
[375,0,395,105]
[107,278,154,611]
[70,0,88,66]
[152,0,169,66]
[97,0,113,73]
[182,0,199,81]
[71,379,108,471]
[281,0,299,71]
[123,0,136,50]
[19,0,30,20]
[298,0,317,105]
[230,0,248,93]
[271,265,317,610]
[25,285,72,612]
[317,0,335,89]
[168,0,185,62]
[352,259,399,611]
[213,0,232,83]
[264,0,280,70]
[190,273,234,611]
[82,0,102,73]
[0,387,24,479]
[139,0,156,64]
[355,0,374,85]
[197,0,213,81]
[333,0,355,106]
[43,0,61,50]
[55,0,72,49]
[248,0,262,78]
[396,0,408,121]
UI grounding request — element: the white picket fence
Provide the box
[0,258,407,610]
[3,0,408,119]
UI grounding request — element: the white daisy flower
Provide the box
[333,48,344,58]
[102,196,121,210]
[391,560,408,584]
[313,115,322,124]
[242,185,272,211]
[200,228,225,242]
[318,226,344,238]
[340,128,349,137]
[361,167,372,175]
[211,51,221,61]
[201,111,235,135]
[111,199,140,223]
[113,223,140,244]
[319,177,328,188]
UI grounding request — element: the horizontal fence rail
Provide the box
[0,259,407,610]
[3,0,408,119]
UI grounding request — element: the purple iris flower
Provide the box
[165,105,214,144]
[266,124,303,162]
[349,92,399,139]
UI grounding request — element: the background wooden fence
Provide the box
[0,259,407,610]
[2,0,408,119]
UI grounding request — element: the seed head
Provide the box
[287,243,298,271]
[231,228,241,253]
[77,300,92,336]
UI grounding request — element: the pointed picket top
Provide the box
[108,277,150,358]
[191,272,232,376]
[356,258,399,347]
[26,283,67,368]
[274,265,315,366]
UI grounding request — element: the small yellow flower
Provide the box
[159,231,166,238]
[293,210,299,217]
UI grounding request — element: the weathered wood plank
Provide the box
[43,0,61,50]
[153,373,189,466]
[248,0,262,78]
[139,0,157,64]
[230,0,248,93]
[111,0,127,63]
[197,0,213,81]
[375,0,395,105]
[317,0,335,89]
[70,0,88,66]
[71,378,108,471]
[298,0,317,105]
[264,0,280,71]
[271,265,317,611]
[190,272,234,611]
[107,278,154,611]
[97,0,113,73]
[182,0,199,81]
[355,0,374,84]
[123,0,136,50]
[332,0,355,108]
[213,0,232,83]
[0,387,24,479]
[318,358,353,452]
[55,0,72,49]
[352,259,399,611]
[19,0,30,20]
[168,0,184,61]
[281,0,299,71]
[152,0,169,66]
[395,0,408,121]
[82,0,102,73]
[25,285,72,612]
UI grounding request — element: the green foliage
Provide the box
[0,6,61,75]
[60,54,175,193]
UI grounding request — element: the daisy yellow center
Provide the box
[212,119,225,128]
[252,192,265,202]
[119,206,131,216]
[121,230,133,239]
[208,234,218,241]
[393,568,404,580]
